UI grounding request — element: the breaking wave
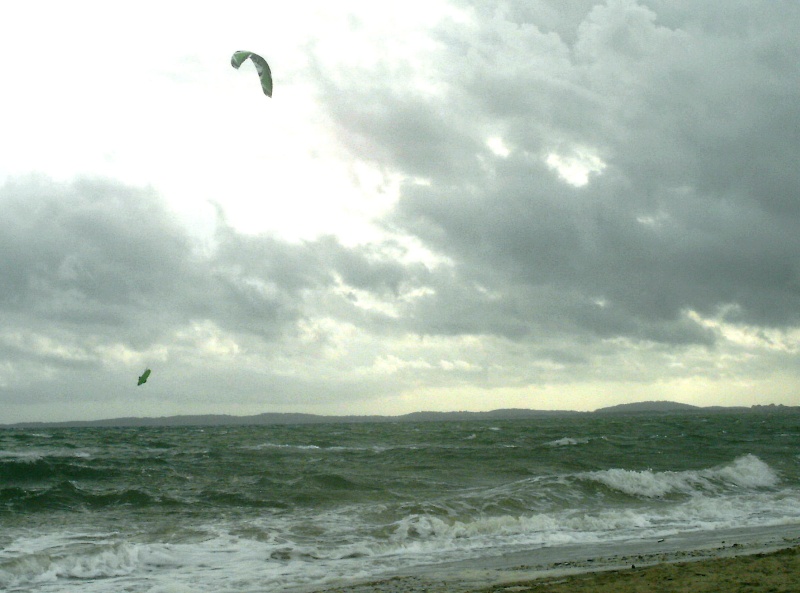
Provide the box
[583,455,779,498]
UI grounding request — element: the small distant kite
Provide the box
[231,50,273,97]
[137,368,151,386]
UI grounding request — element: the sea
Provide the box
[1,412,799,592]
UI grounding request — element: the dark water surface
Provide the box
[1,413,798,591]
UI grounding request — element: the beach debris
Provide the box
[137,368,151,386]
[231,51,273,97]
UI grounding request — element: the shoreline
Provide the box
[306,524,800,593]
[473,545,800,593]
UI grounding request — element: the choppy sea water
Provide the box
[1,413,799,592]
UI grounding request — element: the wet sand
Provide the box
[309,526,800,593]
[475,545,800,593]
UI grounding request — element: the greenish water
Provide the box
[1,413,798,591]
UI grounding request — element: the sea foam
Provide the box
[545,437,589,447]
[584,455,778,498]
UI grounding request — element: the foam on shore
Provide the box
[303,524,800,593]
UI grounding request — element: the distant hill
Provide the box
[594,400,701,414]
[3,402,796,429]
[3,408,580,429]
[398,409,579,422]
[593,400,762,414]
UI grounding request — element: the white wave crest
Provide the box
[245,442,321,451]
[584,455,779,498]
[545,437,589,447]
[0,538,184,589]
[386,507,657,552]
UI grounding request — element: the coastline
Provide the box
[475,545,800,593]
[306,524,800,593]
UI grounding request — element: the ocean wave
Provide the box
[0,538,183,589]
[0,458,52,481]
[1,420,798,593]
[245,442,322,451]
[242,441,430,455]
[382,492,799,559]
[4,492,800,593]
[387,505,664,547]
[0,457,107,482]
[545,437,590,447]
[0,448,93,461]
[371,456,789,555]
[0,450,45,461]
[582,454,779,498]
[0,481,165,512]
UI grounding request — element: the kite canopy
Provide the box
[138,368,151,386]
[231,50,273,97]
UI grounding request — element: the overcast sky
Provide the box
[2,0,799,422]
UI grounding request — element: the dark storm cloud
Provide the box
[318,83,485,182]
[4,1,800,422]
[0,176,437,419]
[212,222,418,301]
[0,177,427,367]
[0,177,194,336]
[315,0,800,344]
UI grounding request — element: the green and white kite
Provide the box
[137,368,151,386]
[231,51,273,97]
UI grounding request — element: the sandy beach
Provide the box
[477,546,800,593]
[310,526,800,593]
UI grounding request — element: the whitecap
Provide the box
[584,455,779,498]
[545,437,588,447]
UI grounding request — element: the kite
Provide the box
[231,51,273,97]
[137,368,151,386]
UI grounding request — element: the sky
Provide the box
[2,0,799,423]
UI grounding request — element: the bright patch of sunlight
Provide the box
[636,211,670,228]
[368,354,434,375]
[687,309,800,352]
[546,149,606,187]
[487,137,511,158]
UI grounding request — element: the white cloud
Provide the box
[487,137,512,158]
[545,148,606,186]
